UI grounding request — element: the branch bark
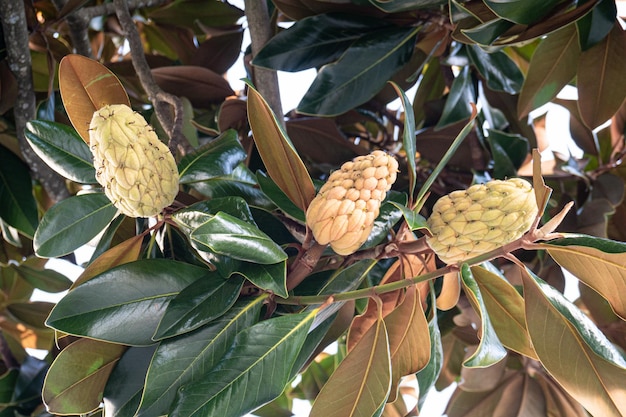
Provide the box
[113,0,188,154]
[244,0,284,126]
[0,0,69,201]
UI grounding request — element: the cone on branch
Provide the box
[89,104,179,218]
[426,178,538,264]
[306,150,399,255]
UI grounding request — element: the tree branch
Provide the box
[244,0,284,127]
[0,0,69,201]
[113,0,188,154]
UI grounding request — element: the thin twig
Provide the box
[113,0,188,154]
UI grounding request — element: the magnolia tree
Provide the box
[0,0,626,416]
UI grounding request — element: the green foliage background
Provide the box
[0,0,625,416]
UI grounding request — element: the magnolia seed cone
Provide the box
[89,104,179,218]
[306,150,398,255]
[426,178,538,264]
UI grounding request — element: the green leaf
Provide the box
[577,23,626,129]
[178,130,246,184]
[0,145,38,238]
[46,259,207,345]
[34,193,117,258]
[310,312,391,417]
[517,24,580,118]
[416,285,443,409]
[471,264,537,359]
[11,263,72,293]
[486,129,529,179]
[24,120,96,183]
[298,26,420,116]
[256,171,305,223]
[577,0,616,51]
[461,18,515,46]
[467,45,523,94]
[390,82,417,200]
[521,267,626,417]
[367,0,446,12]
[543,234,626,320]
[169,310,317,417]
[136,297,265,417]
[147,0,243,29]
[435,65,475,130]
[42,338,126,415]
[103,346,157,417]
[253,13,389,72]
[190,211,287,264]
[246,82,316,212]
[361,192,407,249]
[459,265,507,368]
[237,261,288,299]
[153,273,245,340]
[387,201,427,231]
[484,0,562,25]
[188,164,273,209]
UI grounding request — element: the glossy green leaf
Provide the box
[521,267,626,417]
[577,0,616,51]
[136,297,265,417]
[360,192,406,249]
[435,65,475,130]
[103,346,157,417]
[153,273,245,340]
[46,259,207,345]
[471,264,536,359]
[467,45,523,94]
[459,264,507,368]
[188,164,273,209]
[246,82,316,212]
[178,130,246,184]
[416,285,443,410]
[24,120,96,183]
[43,338,126,415]
[391,82,417,200]
[298,26,420,116]
[11,263,72,293]
[461,19,515,46]
[34,193,118,258]
[518,24,580,118]
[387,201,427,231]
[309,311,390,417]
[256,171,305,222]
[367,0,446,12]
[543,234,626,319]
[577,23,626,129]
[484,0,561,25]
[253,13,389,72]
[169,310,316,417]
[190,211,287,264]
[0,144,38,238]
[487,129,529,179]
[147,0,243,29]
[237,261,288,299]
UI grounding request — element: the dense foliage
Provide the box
[0,0,625,416]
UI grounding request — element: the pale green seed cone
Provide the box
[90,104,179,218]
[426,178,538,264]
[306,150,398,255]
